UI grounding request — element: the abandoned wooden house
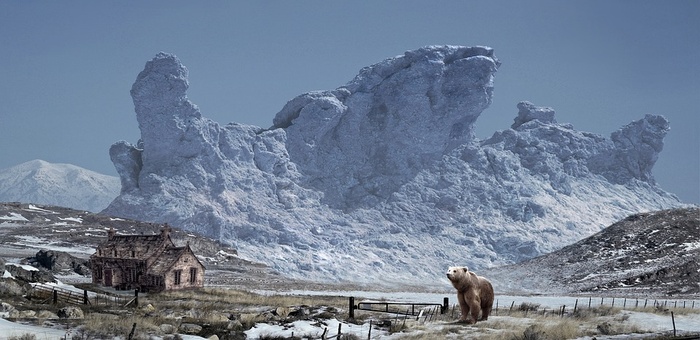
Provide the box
[90,226,205,292]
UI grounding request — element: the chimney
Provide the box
[107,228,115,240]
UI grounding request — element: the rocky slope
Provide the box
[0,160,119,212]
[103,46,683,285]
[485,207,700,297]
[0,202,285,290]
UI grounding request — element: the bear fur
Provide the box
[446,266,494,323]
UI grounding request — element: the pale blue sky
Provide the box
[1,1,698,203]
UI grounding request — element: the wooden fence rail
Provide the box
[348,296,448,319]
[30,284,139,308]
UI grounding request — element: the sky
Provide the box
[0,1,698,204]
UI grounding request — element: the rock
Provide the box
[0,302,16,316]
[277,46,500,208]
[208,311,230,322]
[4,263,55,283]
[511,101,556,129]
[226,319,243,330]
[207,336,220,340]
[103,47,683,285]
[0,278,27,296]
[179,323,203,334]
[141,303,156,313]
[590,114,669,184]
[159,323,176,334]
[10,309,36,318]
[57,306,84,319]
[31,249,90,274]
[36,310,59,319]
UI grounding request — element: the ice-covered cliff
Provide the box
[103,47,683,285]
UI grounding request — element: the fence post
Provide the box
[442,297,449,314]
[134,290,139,308]
[53,290,58,304]
[349,297,355,319]
[367,320,372,340]
[128,322,137,340]
[83,290,88,305]
[671,311,676,337]
[573,299,578,315]
[337,323,342,337]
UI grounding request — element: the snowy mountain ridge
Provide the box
[102,46,684,285]
[0,160,119,212]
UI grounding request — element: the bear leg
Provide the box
[457,292,472,323]
[468,297,481,324]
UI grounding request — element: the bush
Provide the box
[8,334,37,340]
[518,302,541,312]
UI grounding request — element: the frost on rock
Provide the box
[104,47,683,286]
[275,46,500,209]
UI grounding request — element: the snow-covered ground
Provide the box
[0,318,67,340]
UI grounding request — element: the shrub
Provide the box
[8,334,37,340]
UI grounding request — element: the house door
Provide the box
[104,269,113,286]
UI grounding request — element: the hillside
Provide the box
[484,207,700,297]
[0,202,352,291]
[0,160,119,212]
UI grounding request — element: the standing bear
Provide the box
[446,266,494,324]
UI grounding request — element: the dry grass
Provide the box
[147,287,349,312]
[71,313,161,340]
[373,303,667,340]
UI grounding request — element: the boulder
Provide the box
[179,323,203,334]
[0,278,27,296]
[57,306,84,319]
[31,249,90,274]
[4,263,55,283]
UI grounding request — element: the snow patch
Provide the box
[0,212,27,221]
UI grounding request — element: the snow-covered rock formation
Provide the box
[0,160,119,212]
[104,47,683,285]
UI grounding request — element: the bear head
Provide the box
[446,266,469,282]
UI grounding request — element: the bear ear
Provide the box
[462,267,468,272]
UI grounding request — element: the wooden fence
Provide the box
[489,296,700,318]
[349,296,448,319]
[30,283,139,308]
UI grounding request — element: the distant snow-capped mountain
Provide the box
[0,160,119,212]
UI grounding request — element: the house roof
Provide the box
[147,244,205,275]
[94,227,175,258]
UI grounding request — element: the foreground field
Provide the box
[1,283,699,339]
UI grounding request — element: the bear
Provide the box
[446,266,494,324]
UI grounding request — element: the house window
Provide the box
[131,250,135,257]
[174,270,182,285]
[113,249,117,257]
[98,249,102,256]
[189,267,197,284]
